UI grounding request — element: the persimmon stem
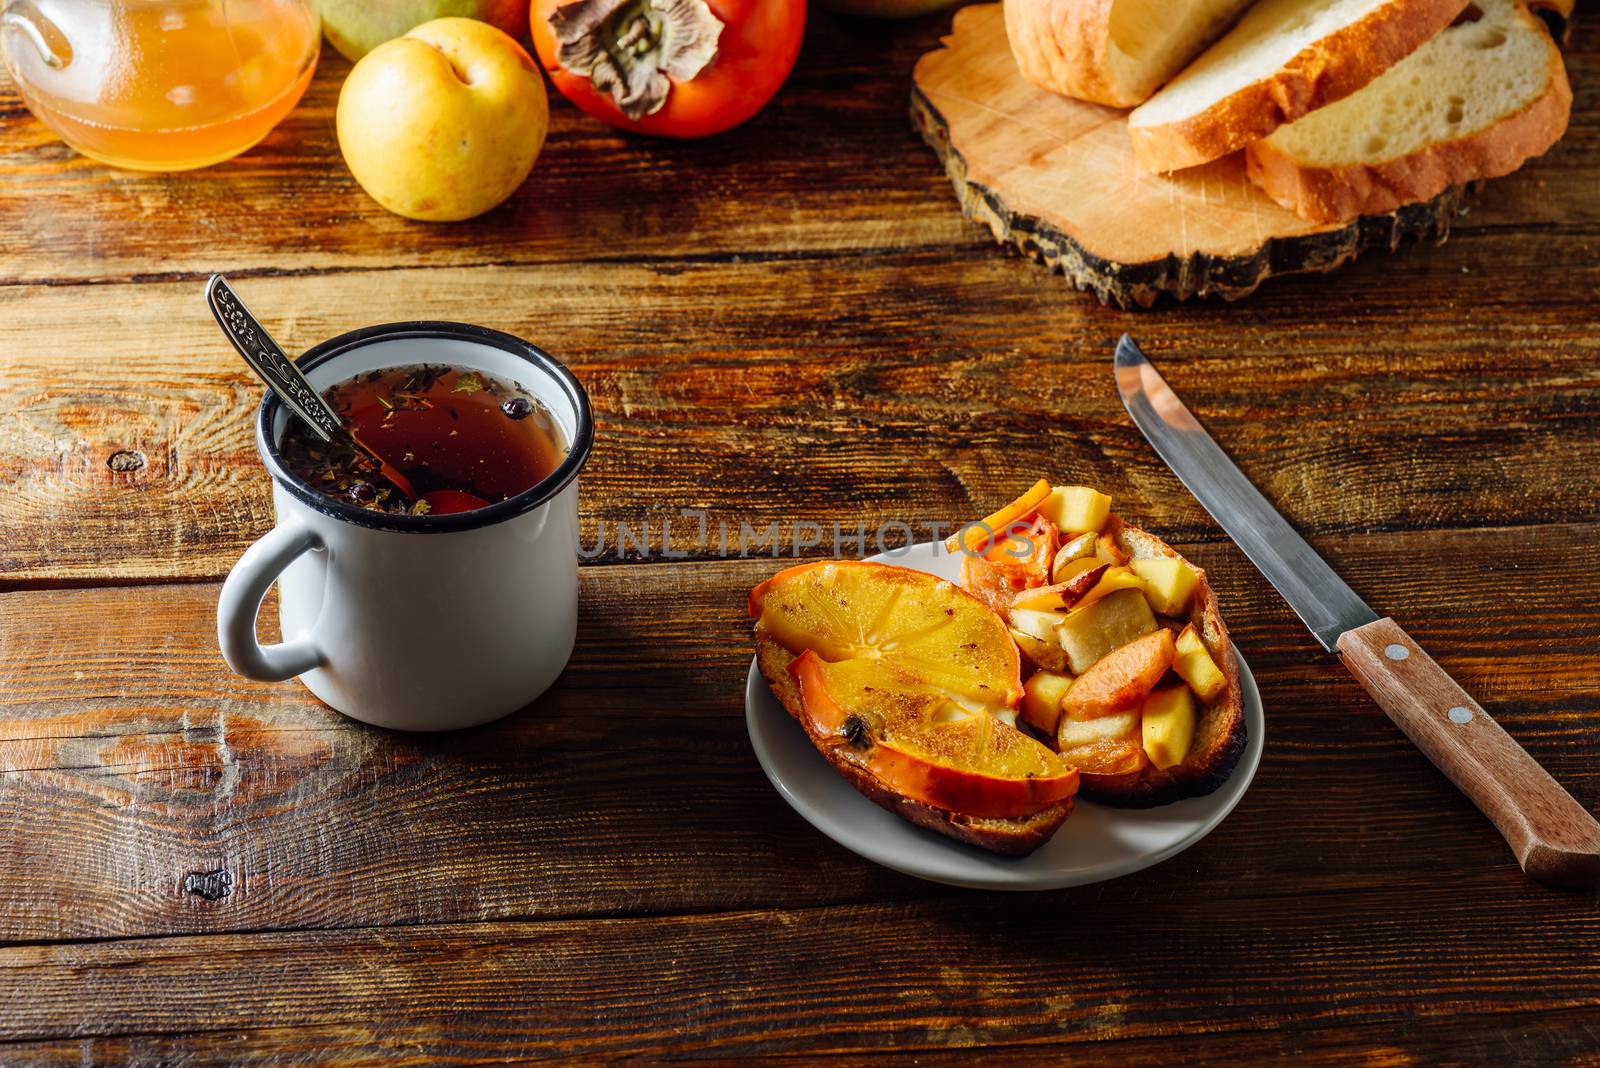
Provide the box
[551,0,723,119]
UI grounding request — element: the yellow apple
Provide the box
[337,18,547,222]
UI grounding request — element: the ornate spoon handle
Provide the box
[206,273,342,443]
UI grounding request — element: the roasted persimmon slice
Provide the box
[790,652,1078,819]
[944,479,1051,555]
[981,514,1059,590]
[750,560,1022,707]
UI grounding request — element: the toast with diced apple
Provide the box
[749,560,1077,856]
[957,482,1246,807]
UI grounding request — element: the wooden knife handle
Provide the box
[1337,618,1600,889]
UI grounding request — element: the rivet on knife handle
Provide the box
[1337,618,1600,890]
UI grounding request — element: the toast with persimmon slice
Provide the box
[750,560,1077,856]
[959,483,1247,808]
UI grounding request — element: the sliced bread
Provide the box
[1127,0,1472,172]
[1005,0,1256,108]
[1245,0,1572,223]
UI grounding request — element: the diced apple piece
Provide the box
[1058,708,1138,749]
[1022,671,1073,736]
[1056,588,1158,675]
[1073,743,1149,777]
[1058,709,1146,774]
[1010,564,1107,612]
[1050,532,1098,582]
[1094,533,1130,567]
[1070,565,1147,612]
[1008,607,1064,644]
[1130,557,1199,616]
[1036,485,1111,535]
[1062,628,1176,721]
[1052,555,1103,585]
[1174,623,1227,700]
[1141,684,1195,770]
[1010,628,1070,673]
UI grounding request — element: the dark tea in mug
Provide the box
[280,364,567,515]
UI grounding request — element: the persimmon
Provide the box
[530,0,804,137]
[790,651,1077,819]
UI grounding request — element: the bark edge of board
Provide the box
[909,86,1467,308]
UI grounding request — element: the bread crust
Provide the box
[1128,0,1472,173]
[1004,0,1137,108]
[754,632,1071,856]
[1070,517,1247,807]
[1243,15,1572,222]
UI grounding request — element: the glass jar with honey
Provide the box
[2,0,319,171]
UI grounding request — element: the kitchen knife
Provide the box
[1115,334,1600,890]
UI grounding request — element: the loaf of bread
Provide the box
[1005,0,1255,107]
[1127,0,1471,172]
[1245,0,1571,222]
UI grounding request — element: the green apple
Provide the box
[321,0,529,62]
[337,18,548,222]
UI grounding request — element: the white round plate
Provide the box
[745,541,1264,891]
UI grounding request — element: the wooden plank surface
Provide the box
[1,3,1597,1062]
[1,254,1598,585]
[1,896,1599,1058]
[3,525,1596,944]
[12,1011,1600,1067]
[1,15,1595,287]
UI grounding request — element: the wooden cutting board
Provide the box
[910,4,1463,307]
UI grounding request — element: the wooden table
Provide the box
[2,10,1597,1062]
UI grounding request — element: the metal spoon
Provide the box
[205,274,417,502]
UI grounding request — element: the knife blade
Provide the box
[1113,335,1377,651]
[1114,334,1600,890]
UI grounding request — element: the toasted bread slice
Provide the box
[1067,517,1246,807]
[1128,0,1471,173]
[1244,0,1571,223]
[754,635,1071,856]
[1005,0,1255,108]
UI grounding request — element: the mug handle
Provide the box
[218,521,326,682]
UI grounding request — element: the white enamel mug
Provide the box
[217,322,594,731]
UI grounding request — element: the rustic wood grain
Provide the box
[1,6,1597,1060]
[1,892,1599,1059]
[1,524,1596,944]
[0,13,1593,286]
[13,1009,1600,1067]
[1,258,1597,586]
